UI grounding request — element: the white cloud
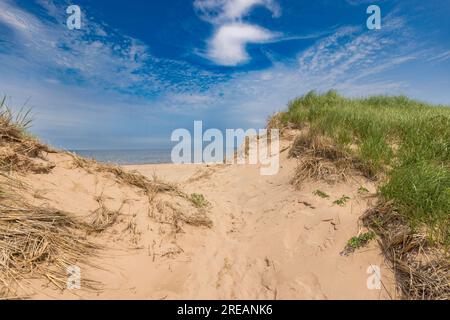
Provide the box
[195,0,281,66]
[208,23,276,66]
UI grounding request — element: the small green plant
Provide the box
[190,193,209,208]
[347,231,376,249]
[358,186,370,194]
[333,195,350,206]
[313,189,330,198]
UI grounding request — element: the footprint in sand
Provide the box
[277,273,327,299]
[304,220,336,250]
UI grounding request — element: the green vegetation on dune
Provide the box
[277,91,450,245]
[347,231,376,250]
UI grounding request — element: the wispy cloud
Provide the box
[0,0,224,96]
[427,50,450,63]
[296,15,416,85]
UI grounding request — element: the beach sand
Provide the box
[16,132,395,299]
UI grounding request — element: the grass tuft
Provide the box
[289,133,351,186]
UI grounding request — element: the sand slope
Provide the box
[17,134,395,299]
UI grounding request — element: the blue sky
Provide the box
[0,0,449,149]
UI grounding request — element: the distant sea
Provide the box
[71,149,172,165]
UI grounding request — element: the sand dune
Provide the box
[6,132,395,299]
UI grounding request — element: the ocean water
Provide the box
[71,149,172,165]
[71,146,240,165]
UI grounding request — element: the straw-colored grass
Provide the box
[0,189,99,298]
[69,152,209,211]
[362,202,449,300]
[0,98,54,174]
[155,201,212,229]
[289,133,352,186]
[70,153,181,196]
[86,197,123,233]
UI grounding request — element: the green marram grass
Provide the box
[277,90,450,245]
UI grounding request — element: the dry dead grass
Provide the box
[69,152,213,241]
[362,201,450,300]
[0,146,55,174]
[69,153,181,197]
[0,189,100,299]
[0,101,55,175]
[266,112,284,131]
[69,152,210,211]
[267,111,304,133]
[185,167,215,184]
[86,196,123,233]
[154,200,212,231]
[0,133,54,175]
[289,133,353,187]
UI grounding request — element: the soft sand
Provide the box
[18,133,395,299]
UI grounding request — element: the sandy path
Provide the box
[123,151,395,299]
[26,139,395,300]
